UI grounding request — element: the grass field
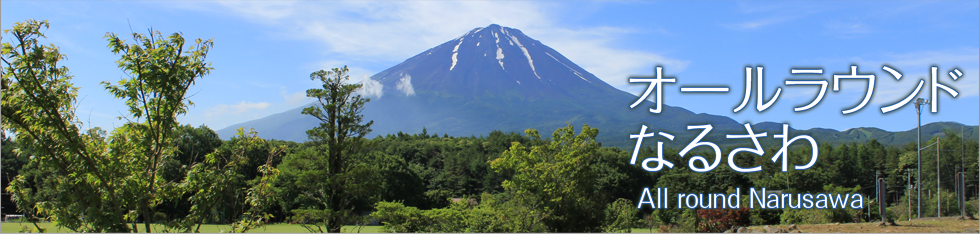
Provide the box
[0,222,384,233]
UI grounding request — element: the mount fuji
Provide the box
[216,24,976,148]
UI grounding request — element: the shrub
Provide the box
[676,209,699,233]
[370,201,428,232]
[602,198,640,233]
[696,206,750,232]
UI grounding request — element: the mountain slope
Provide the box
[216,24,977,148]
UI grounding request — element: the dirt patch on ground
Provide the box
[737,217,979,233]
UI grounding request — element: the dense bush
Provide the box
[370,202,429,233]
[697,206,751,232]
[602,198,640,233]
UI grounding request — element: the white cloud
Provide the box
[775,48,979,113]
[359,77,384,99]
[396,74,415,96]
[842,48,980,104]
[877,47,980,68]
[872,68,979,105]
[215,1,549,60]
[723,2,827,30]
[216,1,297,20]
[205,101,270,119]
[205,1,682,93]
[722,47,979,114]
[539,27,690,90]
[280,87,309,106]
[313,60,376,84]
[725,16,796,30]
[825,22,872,35]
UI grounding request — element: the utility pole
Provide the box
[957,166,964,218]
[914,97,929,219]
[875,170,882,222]
[907,168,913,221]
[937,136,941,217]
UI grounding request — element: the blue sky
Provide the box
[3,1,977,134]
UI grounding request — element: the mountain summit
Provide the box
[216,24,975,147]
[372,24,618,101]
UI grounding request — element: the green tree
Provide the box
[0,132,29,215]
[288,66,376,232]
[152,125,222,221]
[175,128,283,233]
[489,124,605,232]
[101,27,213,232]
[2,19,220,232]
[2,19,135,232]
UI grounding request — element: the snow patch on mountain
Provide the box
[450,38,464,71]
[492,32,505,70]
[506,31,540,79]
[496,47,505,70]
[546,52,590,83]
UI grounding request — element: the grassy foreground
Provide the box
[0,222,383,233]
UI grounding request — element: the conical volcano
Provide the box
[217,24,978,148]
[219,24,746,147]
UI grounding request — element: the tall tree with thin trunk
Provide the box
[290,66,375,232]
[102,28,213,232]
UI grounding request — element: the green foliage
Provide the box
[2,19,132,232]
[197,128,284,232]
[921,188,967,217]
[1,20,289,233]
[778,185,867,225]
[288,208,369,233]
[275,146,377,232]
[101,26,213,232]
[490,123,605,232]
[368,130,526,209]
[278,66,377,233]
[370,151,428,208]
[367,125,649,233]
[602,198,639,233]
[302,66,373,144]
[0,133,41,226]
[675,208,700,233]
[370,194,548,233]
[103,26,213,233]
[370,201,427,233]
[3,19,979,233]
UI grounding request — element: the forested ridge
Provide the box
[4,123,977,232]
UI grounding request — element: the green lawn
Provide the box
[0,222,384,233]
